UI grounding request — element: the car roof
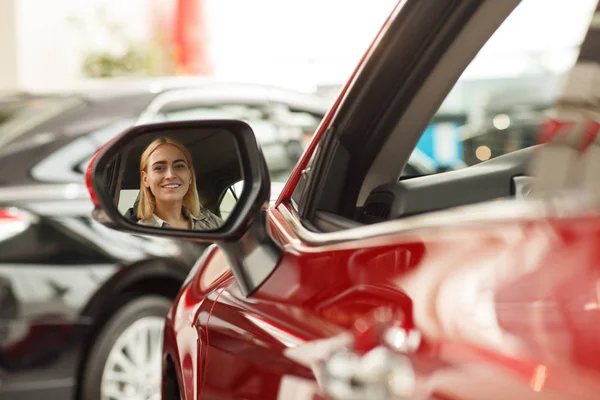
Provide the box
[8,76,331,114]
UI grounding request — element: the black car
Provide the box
[0,77,328,400]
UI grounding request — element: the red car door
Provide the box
[200,215,423,399]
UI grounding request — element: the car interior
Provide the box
[293,0,539,234]
[358,146,536,224]
[302,142,539,233]
[103,128,244,223]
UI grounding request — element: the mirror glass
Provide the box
[102,126,243,231]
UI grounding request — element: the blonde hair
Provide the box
[137,137,201,220]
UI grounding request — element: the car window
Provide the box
[402,0,597,177]
[0,94,82,148]
[118,189,140,215]
[30,119,135,183]
[218,180,244,220]
[75,119,136,175]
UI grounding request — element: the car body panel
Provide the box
[167,199,600,399]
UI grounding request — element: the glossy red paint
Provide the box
[85,150,102,207]
[165,199,600,399]
[85,137,119,207]
[164,245,233,399]
[0,207,28,222]
[356,213,600,399]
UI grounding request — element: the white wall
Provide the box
[2,0,598,92]
[15,0,81,90]
[0,0,19,91]
[1,0,397,92]
[463,0,597,79]
[5,0,151,91]
[205,0,398,91]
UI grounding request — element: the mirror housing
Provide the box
[86,119,282,296]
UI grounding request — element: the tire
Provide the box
[81,295,172,400]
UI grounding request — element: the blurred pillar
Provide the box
[0,0,19,91]
[173,0,213,76]
[558,0,600,110]
[577,0,600,64]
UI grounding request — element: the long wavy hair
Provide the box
[137,137,200,220]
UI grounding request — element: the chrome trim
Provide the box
[277,193,600,246]
[321,346,416,400]
[384,327,422,353]
[513,176,535,199]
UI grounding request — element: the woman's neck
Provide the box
[154,201,188,228]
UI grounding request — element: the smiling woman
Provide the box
[137,136,224,230]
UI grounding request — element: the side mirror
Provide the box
[86,119,282,296]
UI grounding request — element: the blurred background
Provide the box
[1,1,600,399]
[1,0,597,171]
[0,0,397,95]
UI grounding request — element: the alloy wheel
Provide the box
[100,316,165,400]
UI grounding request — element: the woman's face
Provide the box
[142,144,192,204]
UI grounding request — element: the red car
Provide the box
[85,0,600,399]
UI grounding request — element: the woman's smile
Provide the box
[162,183,182,190]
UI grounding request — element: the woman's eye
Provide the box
[175,164,186,169]
[153,166,164,171]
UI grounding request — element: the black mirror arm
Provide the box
[220,208,282,297]
[220,151,282,297]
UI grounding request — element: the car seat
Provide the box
[123,193,140,223]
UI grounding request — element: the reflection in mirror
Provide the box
[105,127,243,231]
[219,180,244,220]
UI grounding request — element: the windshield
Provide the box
[0,94,81,148]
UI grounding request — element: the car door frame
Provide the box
[293,0,522,230]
